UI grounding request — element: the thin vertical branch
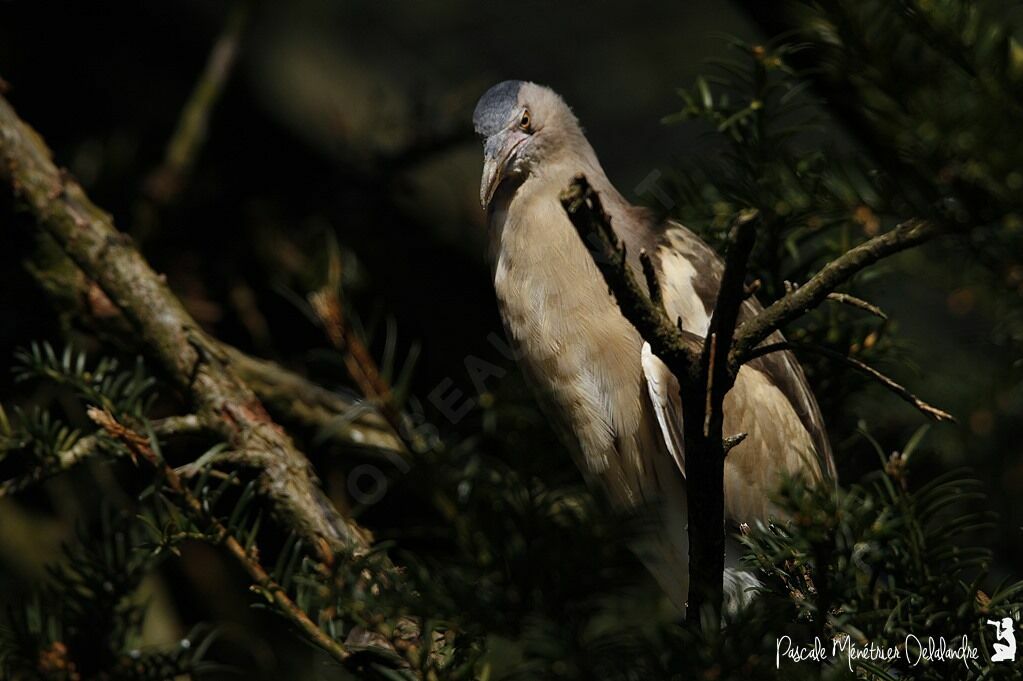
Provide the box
[144,0,250,205]
[686,207,759,624]
[307,242,425,455]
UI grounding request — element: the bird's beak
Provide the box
[480,129,528,209]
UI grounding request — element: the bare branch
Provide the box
[150,413,209,437]
[731,218,945,365]
[706,208,759,389]
[639,248,666,315]
[561,175,758,627]
[690,207,758,623]
[144,0,249,205]
[826,292,889,320]
[703,332,717,438]
[784,281,889,321]
[747,341,956,423]
[723,432,748,455]
[559,175,700,376]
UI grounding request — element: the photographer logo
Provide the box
[987,618,1016,663]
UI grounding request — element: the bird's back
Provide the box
[645,220,836,487]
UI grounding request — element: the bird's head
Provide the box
[473,80,584,209]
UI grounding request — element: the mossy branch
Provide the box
[0,90,368,558]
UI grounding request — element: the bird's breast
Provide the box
[489,191,650,481]
[491,197,637,370]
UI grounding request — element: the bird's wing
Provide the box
[647,219,836,482]
[641,342,685,478]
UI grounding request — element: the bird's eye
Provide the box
[518,109,531,131]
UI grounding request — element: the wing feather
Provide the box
[641,342,686,479]
[651,220,836,482]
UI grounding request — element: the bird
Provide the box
[473,80,836,610]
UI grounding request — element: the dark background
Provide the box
[0,1,1020,677]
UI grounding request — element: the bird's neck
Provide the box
[487,154,631,327]
[488,164,585,263]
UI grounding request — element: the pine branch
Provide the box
[0,90,368,559]
[0,414,208,499]
[0,89,434,673]
[86,408,357,668]
[307,244,420,453]
[22,233,405,456]
[894,0,1023,114]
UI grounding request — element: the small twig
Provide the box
[704,332,717,438]
[746,341,956,422]
[152,414,209,437]
[731,218,945,366]
[723,432,748,455]
[785,281,888,320]
[308,274,422,455]
[0,434,101,499]
[826,292,888,320]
